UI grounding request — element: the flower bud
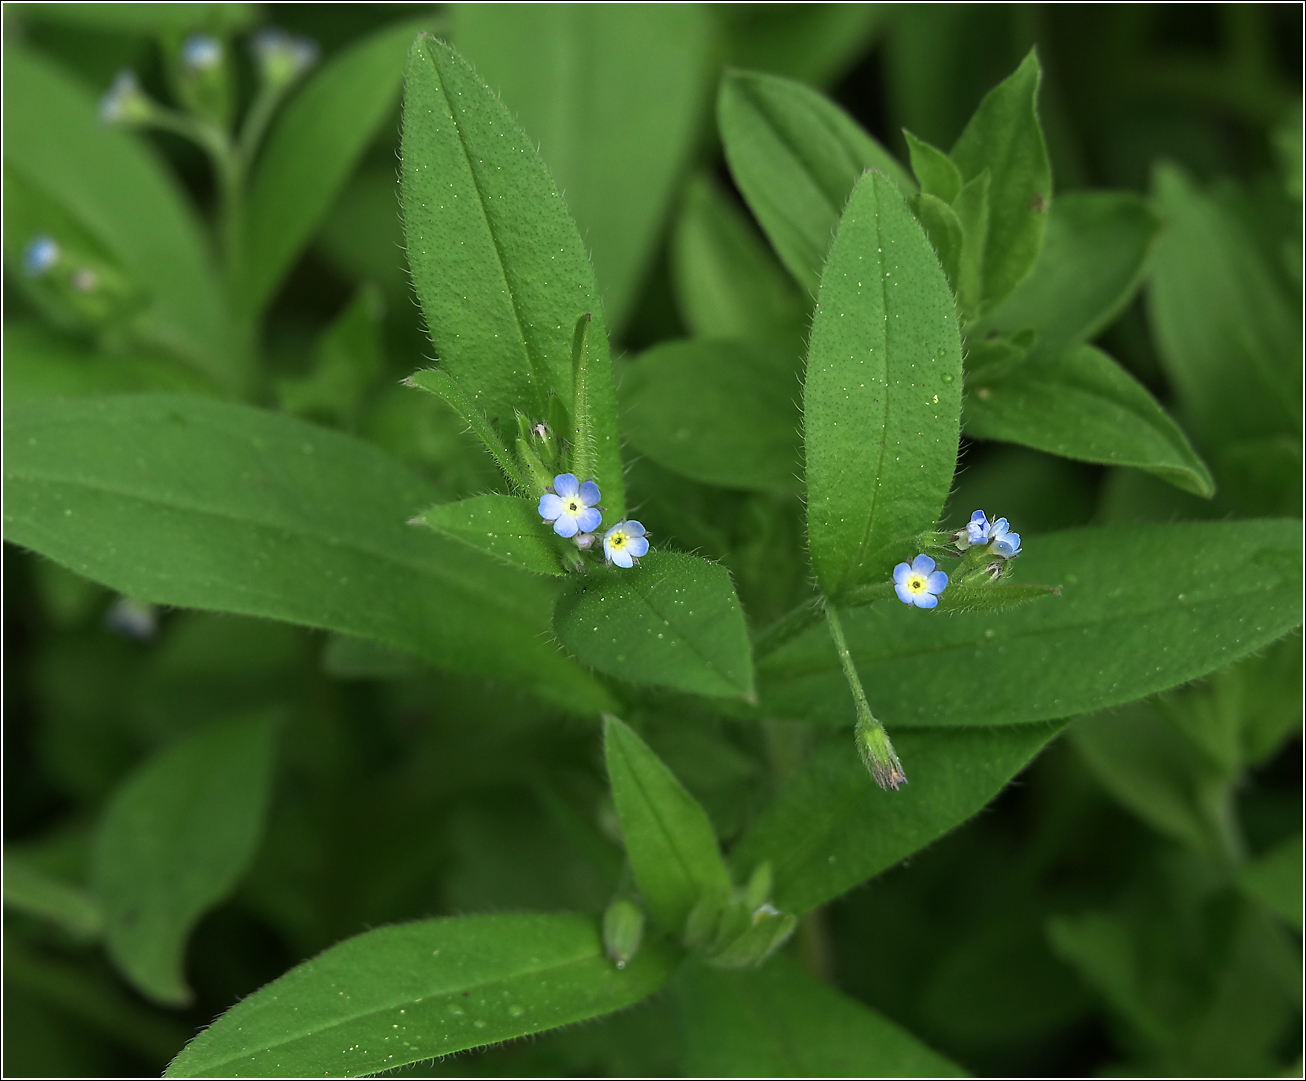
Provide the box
[100,70,154,125]
[743,861,773,912]
[251,27,318,89]
[23,236,60,278]
[856,716,907,791]
[181,34,223,72]
[602,898,645,970]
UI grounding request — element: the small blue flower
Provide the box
[893,554,948,609]
[23,236,59,277]
[965,509,991,547]
[603,520,648,569]
[100,69,150,124]
[989,518,1021,558]
[182,34,223,71]
[251,27,319,85]
[538,473,601,538]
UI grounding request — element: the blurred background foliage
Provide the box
[3,3,1301,1076]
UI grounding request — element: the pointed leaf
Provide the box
[1239,835,1303,931]
[904,130,963,203]
[804,170,963,599]
[729,724,1065,914]
[414,494,565,576]
[964,344,1215,497]
[718,68,915,294]
[554,551,754,699]
[620,339,803,494]
[604,716,732,933]
[948,49,1051,313]
[972,191,1162,363]
[3,857,103,941]
[452,4,714,330]
[237,18,426,316]
[909,191,964,295]
[91,712,278,1005]
[165,914,677,1078]
[759,520,1303,728]
[3,394,612,713]
[401,35,624,517]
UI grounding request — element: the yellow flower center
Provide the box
[907,574,926,594]
[610,533,625,548]
[567,500,580,513]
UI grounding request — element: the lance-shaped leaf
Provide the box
[3,394,611,713]
[759,520,1302,729]
[237,17,427,317]
[948,49,1051,314]
[620,339,803,494]
[676,953,965,1077]
[91,712,278,1005]
[414,494,565,576]
[718,68,915,294]
[401,34,624,517]
[3,47,232,384]
[1238,835,1303,931]
[554,551,754,699]
[3,857,104,941]
[452,4,713,331]
[964,344,1215,497]
[671,174,808,342]
[804,170,963,599]
[730,723,1065,915]
[164,913,678,1078]
[604,716,732,933]
[971,191,1162,364]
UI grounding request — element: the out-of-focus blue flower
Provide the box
[251,27,319,86]
[23,236,60,277]
[100,69,151,124]
[965,509,991,547]
[182,34,223,71]
[603,521,648,569]
[893,553,948,609]
[990,518,1021,558]
[538,473,601,538]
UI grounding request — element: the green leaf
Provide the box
[904,130,964,203]
[950,169,991,318]
[972,192,1162,363]
[452,4,713,331]
[1148,163,1301,445]
[164,913,678,1078]
[759,520,1303,728]
[1239,835,1303,931]
[721,4,888,89]
[718,68,915,295]
[413,494,565,577]
[676,953,966,1077]
[932,582,1060,614]
[3,856,104,941]
[948,49,1051,313]
[276,286,385,426]
[964,344,1215,497]
[2,321,217,402]
[3,394,612,713]
[603,715,732,933]
[729,724,1064,914]
[238,18,425,318]
[15,2,257,34]
[90,712,278,1005]
[909,191,964,295]
[402,34,624,518]
[3,47,233,383]
[620,339,803,494]
[803,170,963,599]
[671,174,807,342]
[553,551,754,700]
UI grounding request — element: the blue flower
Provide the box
[893,554,948,609]
[251,27,318,86]
[965,509,991,547]
[989,518,1021,558]
[538,473,601,538]
[182,34,223,71]
[23,236,59,277]
[603,520,648,569]
[100,69,150,124]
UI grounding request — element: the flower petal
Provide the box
[627,536,650,558]
[553,515,580,538]
[892,562,912,584]
[925,570,948,594]
[553,473,580,498]
[611,547,634,569]
[915,591,938,609]
[622,519,647,539]
[911,553,936,574]
[990,518,1010,539]
[538,493,564,520]
[894,582,916,605]
[578,480,601,506]
[576,507,602,533]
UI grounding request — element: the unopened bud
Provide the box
[602,899,644,970]
[100,70,153,125]
[105,596,157,640]
[71,268,98,293]
[251,27,318,89]
[743,861,773,912]
[23,236,60,278]
[856,717,907,791]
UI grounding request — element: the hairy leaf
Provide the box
[414,494,565,577]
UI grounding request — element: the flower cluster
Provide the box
[960,509,1021,558]
[537,474,648,569]
[892,511,1025,608]
[99,70,153,125]
[251,27,319,87]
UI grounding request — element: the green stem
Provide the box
[824,603,907,790]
